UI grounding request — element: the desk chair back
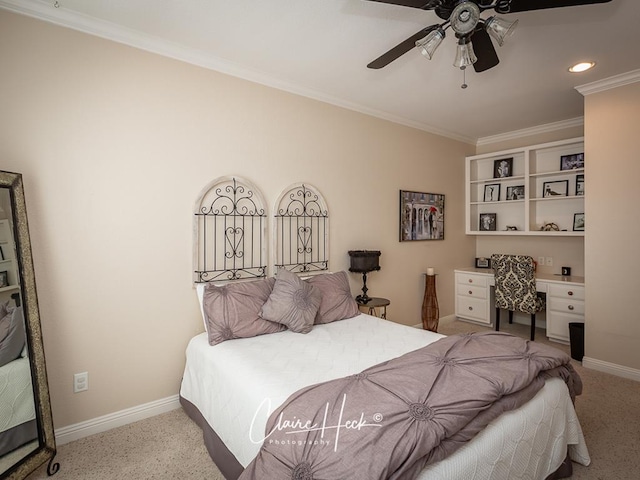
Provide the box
[490,254,544,340]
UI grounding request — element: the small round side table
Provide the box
[358,297,390,319]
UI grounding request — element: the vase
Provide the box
[422,274,439,332]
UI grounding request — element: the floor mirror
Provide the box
[0,171,57,479]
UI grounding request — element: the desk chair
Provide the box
[490,254,544,341]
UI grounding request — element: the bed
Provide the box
[184,178,590,479]
[180,281,590,479]
[0,306,37,457]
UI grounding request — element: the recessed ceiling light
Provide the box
[569,62,596,73]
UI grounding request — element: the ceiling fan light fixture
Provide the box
[485,16,519,47]
[453,38,477,68]
[450,1,481,36]
[569,61,596,73]
[416,28,445,60]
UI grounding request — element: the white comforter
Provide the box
[180,314,590,478]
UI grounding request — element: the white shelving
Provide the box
[466,137,585,236]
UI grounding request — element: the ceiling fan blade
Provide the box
[471,28,499,73]
[499,0,612,14]
[367,26,438,69]
[365,0,439,10]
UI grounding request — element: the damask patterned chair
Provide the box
[490,254,545,341]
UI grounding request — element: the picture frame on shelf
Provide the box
[0,270,7,288]
[543,180,569,198]
[399,190,445,241]
[479,213,497,231]
[506,185,525,200]
[560,153,584,171]
[483,184,501,202]
[475,257,491,269]
[493,158,513,178]
[573,213,585,231]
[576,174,584,196]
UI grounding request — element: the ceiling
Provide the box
[3,0,639,143]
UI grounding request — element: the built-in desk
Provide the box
[454,267,585,343]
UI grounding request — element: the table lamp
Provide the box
[348,250,381,304]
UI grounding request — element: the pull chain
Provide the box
[461,66,468,89]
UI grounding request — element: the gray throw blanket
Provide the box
[240,331,582,480]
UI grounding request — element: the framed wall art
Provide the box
[573,213,585,231]
[560,153,584,170]
[399,190,445,241]
[506,185,525,200]
[483,184,501,202]
[479,213,497,231]
[543,180,569,198]
[493,158,513,178]
[576,174,584,196]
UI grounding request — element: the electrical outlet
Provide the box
[74,372,88,393]
[538,256,545,266]
[545,257,553,266]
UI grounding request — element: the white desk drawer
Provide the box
[456,296,489,323]
[548,297,585,316]
[458,285,487,299]
[548,284,585,300]
[456,273,488,287]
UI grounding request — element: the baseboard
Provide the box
[412,314,456,329]
[582,357,640,383]
[55,394,181,446]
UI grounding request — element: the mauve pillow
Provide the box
[0,307,26,368]
[260,269,322,334]
[202,277,285,346]
[306,271,360,324]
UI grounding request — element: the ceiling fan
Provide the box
[366,0,613,73]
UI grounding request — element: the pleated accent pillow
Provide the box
[306,271,360,324]
[260,268,322,334]
[202,277,285,346]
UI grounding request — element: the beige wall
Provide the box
[0,11,475,428]
[583,81,640,371]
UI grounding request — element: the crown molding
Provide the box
[575,69,640,96]
[476,117,584,147]
[0,0,476,145]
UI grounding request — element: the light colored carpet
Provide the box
[28,319,640,479]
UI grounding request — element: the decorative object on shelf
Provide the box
[475,257,491,269]
[0,270,6,288]
[348,250,381,304]
[479,213,496,231]
[422,269,439,332]
[483,184,500,202]
[576,174,584,196]
[573,213,585,231]
[399,190,445,241]
[562,266,572,276]
[540,222,560,231]
[506,185,524,201]
[543,180,569,198]
[493,158,513,178]
[505,225,518,231]
[560,153,584,170]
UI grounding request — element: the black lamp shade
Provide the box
[348,250,381,273]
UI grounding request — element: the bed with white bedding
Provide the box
[180,313,590,479]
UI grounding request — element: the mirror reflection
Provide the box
[0,172,57,479]
[0,187,38,476]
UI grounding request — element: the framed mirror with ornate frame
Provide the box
[0,171,57,479]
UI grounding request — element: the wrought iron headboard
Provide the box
[274,183,329,274]
[193,176,267,282]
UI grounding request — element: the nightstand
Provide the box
[358,297,390,319]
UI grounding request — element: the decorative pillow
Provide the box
[202,277,285,346]
[306,271,360,324]
[260,268,322,334]
[0,307,26,368]
[0,300,14,343]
